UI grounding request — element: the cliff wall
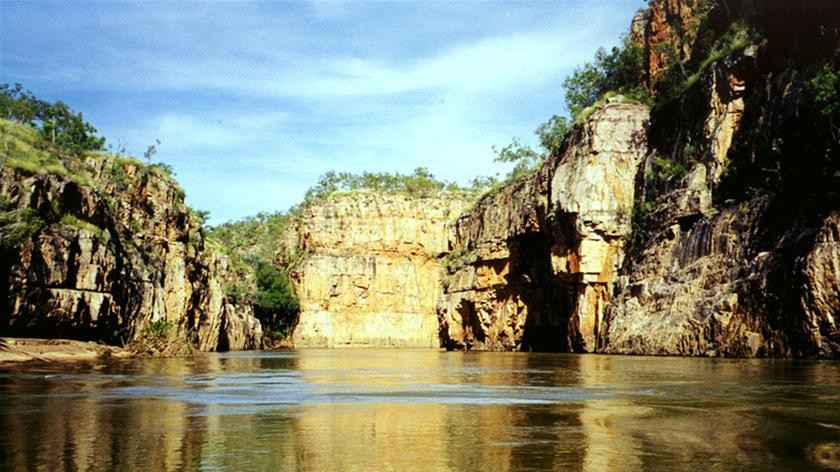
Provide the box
[599,0,840,357]
[438,100,650,352]
[0,146,262,352]
[291,193,468,347]
[438,0,839,357]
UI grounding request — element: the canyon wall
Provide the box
[3,0,836,358]
[437,100,649,352]
[291,193,468,347]
[0,155,262,351]
[290,0,839,357]
[600,0,840,357]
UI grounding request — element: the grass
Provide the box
[1,119,96,187]
[572,91,648,125]
[0,207,44,249]
[656,20,758,106]
[60,214,104,236]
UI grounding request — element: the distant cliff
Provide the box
[292,192,468,347]
[0,120,262,352]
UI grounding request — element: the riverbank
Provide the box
[0,338,128,363]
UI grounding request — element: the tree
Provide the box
[536,115,570,156]
[493,138,541,181]
[493,115,571,181]
[0,83,105,155]
[254,264,300,337]
[563,36,647,119]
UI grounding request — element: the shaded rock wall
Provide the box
[0,157,262,351]
[438,100,650,352]
[599,0,840,357]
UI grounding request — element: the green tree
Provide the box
[536,115,570,156]
[493,115,571,181]
[254,264,300,337]
[0,83,105,155]
[563,36,647,119]
[0,83,38,124]
[492,138,541,180]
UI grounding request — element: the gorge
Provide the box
[1,0,839,359]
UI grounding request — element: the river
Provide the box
[1,350,839,471]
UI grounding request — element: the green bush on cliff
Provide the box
[563,36,648,120]
[1,83,105,155]
[491,114,570,184]
[60,214,103,236]
[206,211,300,339]
[811,64,840,122]
[0,207,44,249]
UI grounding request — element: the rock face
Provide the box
[603,208,840,357]
[0,156,262,351]
[438,100,650,352]
[436,0,839,357]
[631,0,700,89]
[598,0,840,357]
[292,193,468,347]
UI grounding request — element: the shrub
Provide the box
[811,64,840,121]
[647,155,691,182]
[254,264,299,338]
[60,214,103,236]
[127,319,195,358]
[1,83,105,155]
[492,114,572,184]
[0,207,44,249]
[298,167,462,208]
[563,36,648,120]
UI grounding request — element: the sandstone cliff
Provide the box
[5,0,836,359]
[0,131,262,351]
[600,0,840,357]
[438,99,649,352]
[291,192,468,347]
[437,0,839,357]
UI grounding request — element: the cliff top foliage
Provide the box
[1,84,181,187]
[1,83,105,156]
[489,31,648,185]
[205,211,301,340]
[297,167,486,210]
[563,35,649,120]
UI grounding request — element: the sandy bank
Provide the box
[0,338,128,364]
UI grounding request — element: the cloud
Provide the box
[154,25,593,99]
[1,0,646,223]
[143,111,290,152]
[9,10,599,102]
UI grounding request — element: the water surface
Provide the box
[1,350,839,471]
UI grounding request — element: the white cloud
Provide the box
[142,111,290,152]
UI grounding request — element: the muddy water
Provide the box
[1,350,839,471]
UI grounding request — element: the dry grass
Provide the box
[125,321,197,358]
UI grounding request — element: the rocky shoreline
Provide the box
[0,337,128,364]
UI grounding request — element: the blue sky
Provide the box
[1,0,644,224]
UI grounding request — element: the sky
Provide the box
[0,0,645,225]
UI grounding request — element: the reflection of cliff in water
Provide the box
[2,352,840,471]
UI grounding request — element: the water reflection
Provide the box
[1,351,839,471]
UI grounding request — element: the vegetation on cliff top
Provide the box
[563,35,649,119]
[1,83,105,155]
[488,31,647,187]
[298,167,487,209]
